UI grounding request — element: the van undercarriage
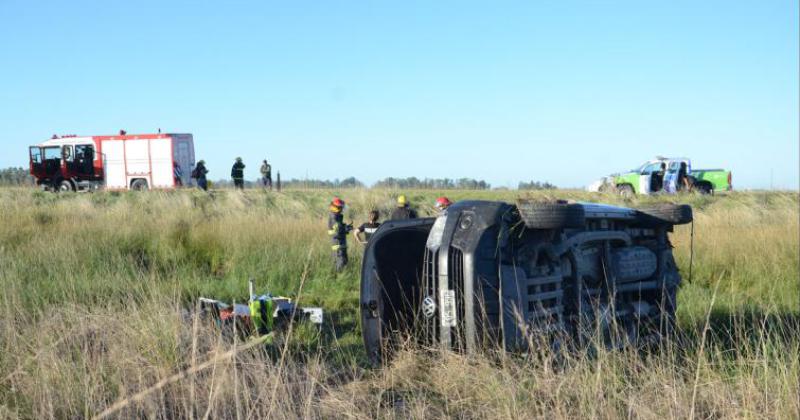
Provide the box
[361,200,691,364]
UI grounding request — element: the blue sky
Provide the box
[1,1,797,189]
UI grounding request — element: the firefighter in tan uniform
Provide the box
[327,197,353,271]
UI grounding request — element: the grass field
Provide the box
[0,187,797,419]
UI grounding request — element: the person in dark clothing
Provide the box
[677,162,692,192]
[260,160,272,190]
[173,161,183,187]
[231,157,246,190]
[328,197,353,271]
[354,210,381,245]
[390,195,418,220]
[192,160,209,191]
[651,162,666,192]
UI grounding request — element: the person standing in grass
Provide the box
[328,197,353,271]
[173,161,183,187]
[231,157,246,190]
[260,159,273,190]
[390,195,418,220]
[354,209,381,245]
[192,160,209,191]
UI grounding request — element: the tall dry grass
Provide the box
[0,188,797,418]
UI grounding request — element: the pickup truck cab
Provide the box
[588,157,732,196]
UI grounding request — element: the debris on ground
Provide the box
[198,279,323,340]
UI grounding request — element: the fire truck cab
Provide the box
[29,133,195,192]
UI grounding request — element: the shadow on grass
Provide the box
[679,308,800,354]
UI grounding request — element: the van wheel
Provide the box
[617,184,634,197]
[58,180,74,192]
[636,204,693,226]
[517,200,585,229]
[131,179,149,191]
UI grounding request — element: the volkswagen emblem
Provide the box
[422,296,436,318]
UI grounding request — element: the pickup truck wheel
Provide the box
[517,200,585,229]
[695,182,713,195]
[617,184,634,197]
[131,179,149,191]
[58,180,74,192]
[636,204,693,226]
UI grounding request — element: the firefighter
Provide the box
[231,157,246,190]
[192,160,209,191]
[328,197,353,271]
[354,209,381,245]
[173,161,183,187]
[260,159,273,190]
[390,195,418,220]
[434,196,452,213]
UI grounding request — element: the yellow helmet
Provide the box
[397,195,407,207]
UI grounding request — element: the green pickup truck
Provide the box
[587,157,732,195]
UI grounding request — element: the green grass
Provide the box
[0,188,797,418]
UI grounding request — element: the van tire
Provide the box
[636,204,693,226]
[518,200,585,229]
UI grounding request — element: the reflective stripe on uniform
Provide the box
[327,228,337,235]
[331,244,347,250]
[249,299,274,333]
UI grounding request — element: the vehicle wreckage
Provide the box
[361,200,692,364]
[199,280,323,340]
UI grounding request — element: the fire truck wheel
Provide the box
[131,179,149,191]
[58,180,74,192]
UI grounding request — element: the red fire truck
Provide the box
[29,133,195,192]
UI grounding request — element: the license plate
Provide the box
[439,289,457,327]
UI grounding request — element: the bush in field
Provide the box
[0,167,34,186]
[518,180,557,190]
[374,177,491,189]
[280,176,365,189]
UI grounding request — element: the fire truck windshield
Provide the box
[43,147,60,160]
[30,147,42,164]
